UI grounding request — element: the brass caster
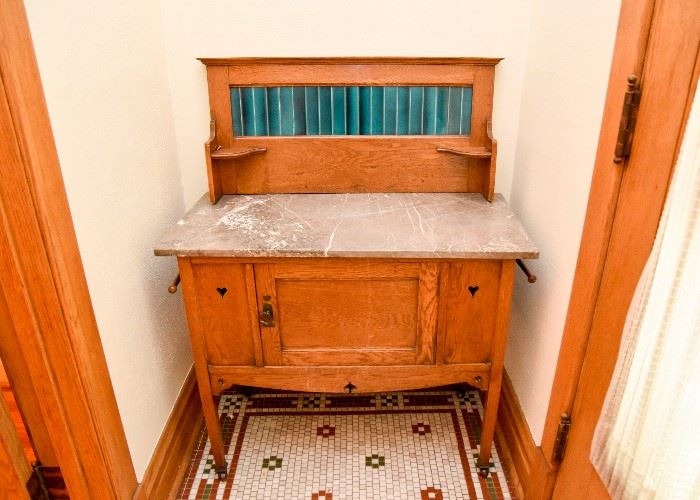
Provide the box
[215,465,228,480]
[476,461,491,478]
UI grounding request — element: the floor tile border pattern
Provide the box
[177,390,514,499]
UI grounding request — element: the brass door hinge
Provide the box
[552,413,571,464]
[613,75,641,163]
[27,461,50,500]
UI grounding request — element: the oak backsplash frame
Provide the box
[199,57,501,203]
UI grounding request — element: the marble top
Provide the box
[154,193,538,259]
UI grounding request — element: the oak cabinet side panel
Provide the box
[190,263,258,366]
[437,261,501,363]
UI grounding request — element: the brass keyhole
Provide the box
[259,302,275,327]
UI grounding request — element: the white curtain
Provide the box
[591,81,700,499]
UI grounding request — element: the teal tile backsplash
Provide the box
[229,86,472,137]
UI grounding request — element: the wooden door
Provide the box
[0,0,138,497]
[186,261,262,366]
[437,261,502,364]
[254,261,439,366]
[551,0,700,497]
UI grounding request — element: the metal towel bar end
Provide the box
[516,259,537,283]
[168,273,181,293]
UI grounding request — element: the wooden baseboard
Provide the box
[133,367,202,500]
[497,372,557,499]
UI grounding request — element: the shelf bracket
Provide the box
[211,145,267,159]
[435,146,492,158]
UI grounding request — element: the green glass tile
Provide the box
[359,86,371,135]
[446,87,462,134]
[304,86,319,135]
[279,87,294,136]
[330,87,345,135]
[461,87,473,135]
[252,87,268,136]
[230,87,243,136]
[435,87,449,135]
[408,86,424,134]
[423,86,438,134]
[318,87,332,135]
[240,87,256,136]
[384,86,398,134]
[396,86,410,134]
[266,87,281,136]
[346,86,360,135]
[292,87,306,135]
[370,87,384,134]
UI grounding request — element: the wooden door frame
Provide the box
[533,0,697,496]
[0,387,31,500]
[0,1,137,498]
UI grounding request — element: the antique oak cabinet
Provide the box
[155,58,537,478]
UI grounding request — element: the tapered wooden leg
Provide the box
[478,260,515,477]
[178,258,228,477]
[197,381,227,474]
[477,377,502,473]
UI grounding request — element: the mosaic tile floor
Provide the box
[177,388,515,500]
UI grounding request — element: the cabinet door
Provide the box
[187,262,261,366]
[254,261,439,366]
[437,261,502,363]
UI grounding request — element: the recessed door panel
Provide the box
[276,278,418,350]
[255,261,438,366]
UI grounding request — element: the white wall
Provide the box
[158,0,535,207]
[505,0,621,443]
[25,0,193,479]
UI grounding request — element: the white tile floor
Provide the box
[177,390,514,500]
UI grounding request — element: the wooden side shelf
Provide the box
[436,146,492,158]
[210,147,267,159]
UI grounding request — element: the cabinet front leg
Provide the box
[197,379,228,478]
[477,260,514,477]
[476,377,502,477]
[179,258,228,478]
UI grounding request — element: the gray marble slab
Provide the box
[154,193,538,259]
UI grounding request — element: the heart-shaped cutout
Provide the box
[216,287,228,298]
[468,285,479,297]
